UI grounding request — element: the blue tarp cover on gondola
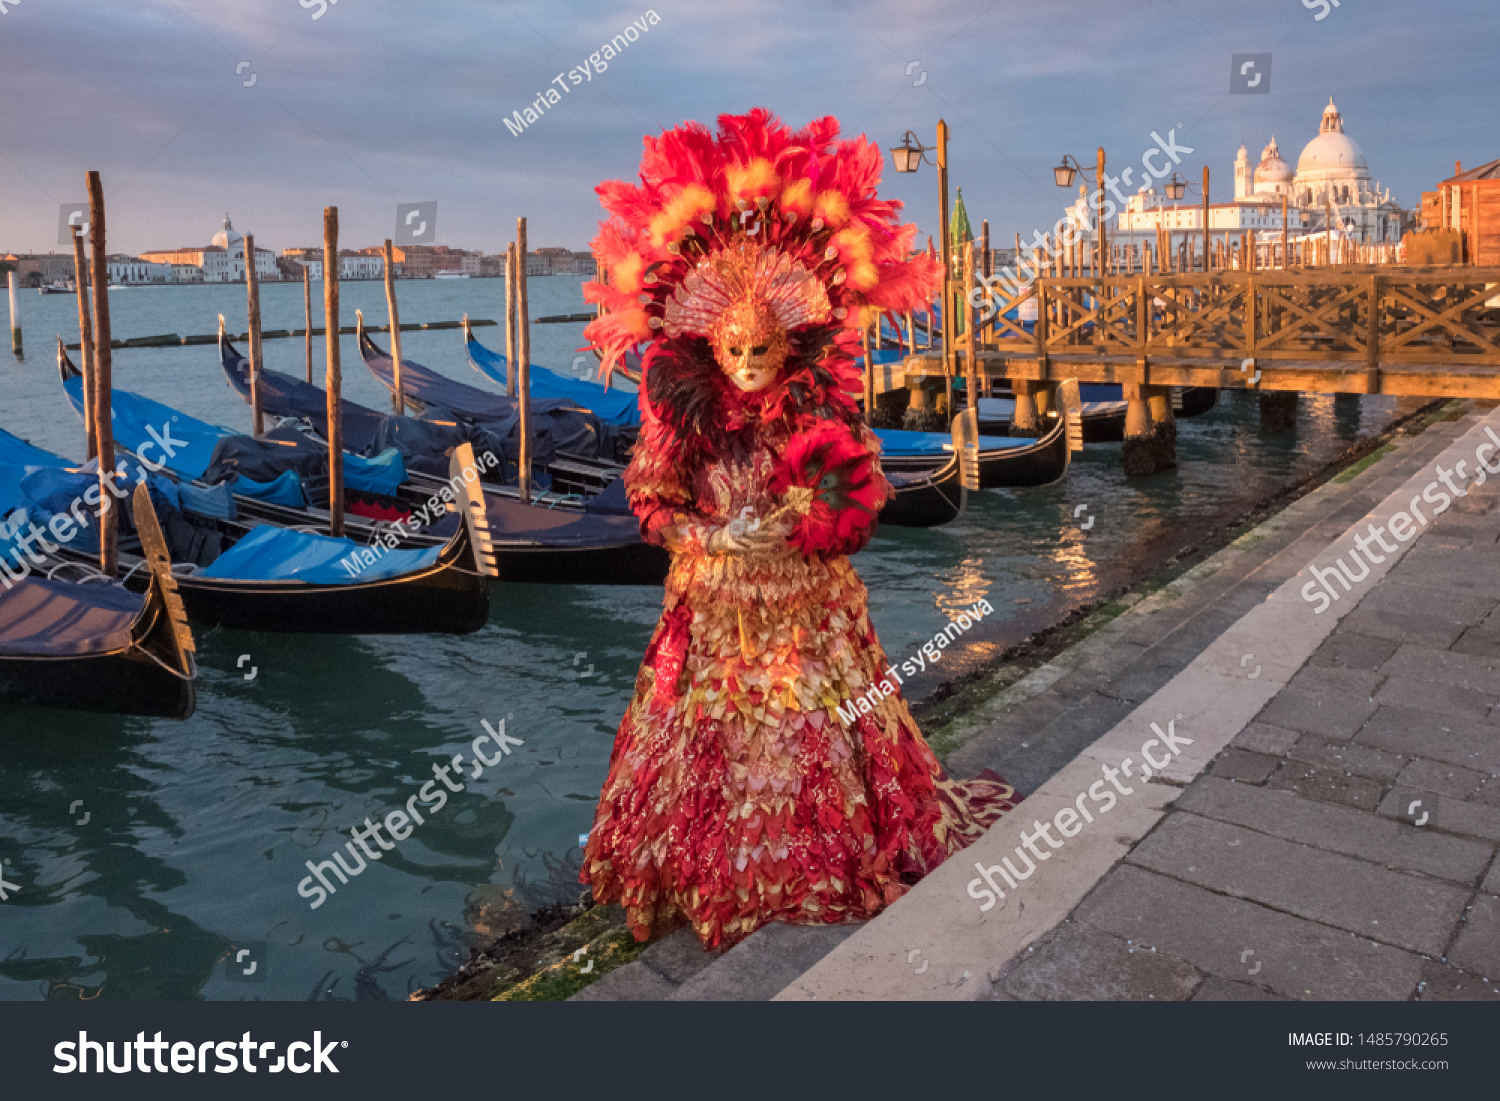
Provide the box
[466,334,641,427]
[64,374,227,481]
[873,428,1029,457]
[64,374,405,497]
[199,525,441,585]
[231,469,307,508]
[0,427,71,472]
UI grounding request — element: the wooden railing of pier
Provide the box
[913,266,1500,399]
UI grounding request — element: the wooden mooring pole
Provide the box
[382,239,405,414]
[245,233,264,437]
[862,324,875,427]
[85,171,117,577]
[70,229,97,462]
[516,217,532,504]
[504,241,517,397]
[1201,166,1210,272]
[303,262,314,384]
[323,207,345,538]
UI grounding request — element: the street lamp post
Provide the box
[888,124,954,419]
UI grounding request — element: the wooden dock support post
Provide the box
[85,171,118,577]
[1121,381,1158,476]
[382,239,405,415]
[303,262,314,384]
[1146,384,1176,468]
[323,206,345,539]
[516,217,532,505]
[1259,388,1298,432]
[245,233,264,437]
[1010,381,1042,438]
[70,229,97,462]
[7,270,20,357]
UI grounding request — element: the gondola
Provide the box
[458,322,1079,497]
[0,475,197,720]
[154,448,497,635]
[51,345,500,631]
[215,332,670,586]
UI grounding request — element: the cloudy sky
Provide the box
[1,0,1494,258]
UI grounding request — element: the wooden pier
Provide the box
[904,264,1500,472]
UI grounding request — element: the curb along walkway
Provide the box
[575,402,1500,1001]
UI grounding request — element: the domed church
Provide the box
[1236,99,1409,243]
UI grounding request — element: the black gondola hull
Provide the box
[881,463,964,528]
[881,413,1069,490]
[166,531,491,635]
[0,648,194,720]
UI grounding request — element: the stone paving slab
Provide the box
[1174,776,1492,883]
[996,922,1201,1001]
[1072,866,1426,1001]
[1377,787,1500,843]
[1417,960,1500,1001]
[1285,731,1407,782]
[1126,812,1472,954]
[1447,892,1500,978]
[670,923,856,1001]
[1358,706,1500,774]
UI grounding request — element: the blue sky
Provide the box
[1,0,1495,257]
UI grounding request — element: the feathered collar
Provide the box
[639,325,865,466]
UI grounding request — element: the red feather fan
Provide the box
[769,421,887,557]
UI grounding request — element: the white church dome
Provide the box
[1296,99,1368,174]
[211,214,245,249]
[1257,138,1292,185]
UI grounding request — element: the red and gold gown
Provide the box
[581,414,1018,948]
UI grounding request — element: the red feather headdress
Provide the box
[582,108,941,422]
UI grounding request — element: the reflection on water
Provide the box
[0,280,1422,999]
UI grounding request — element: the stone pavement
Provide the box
[578,401,1500,1001]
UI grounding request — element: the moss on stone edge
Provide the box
[1333,443,1395,483]
[494,925,648,1001]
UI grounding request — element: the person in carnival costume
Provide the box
[580,108,1018,949]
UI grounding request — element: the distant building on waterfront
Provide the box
[527,247,596,276]
[141,215,277,283]
[282,247,388,281]
[1110,98,1411,265]
[1,252,75,287]
[1422,157,1500,265]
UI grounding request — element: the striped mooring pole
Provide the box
[8,270,20,357]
